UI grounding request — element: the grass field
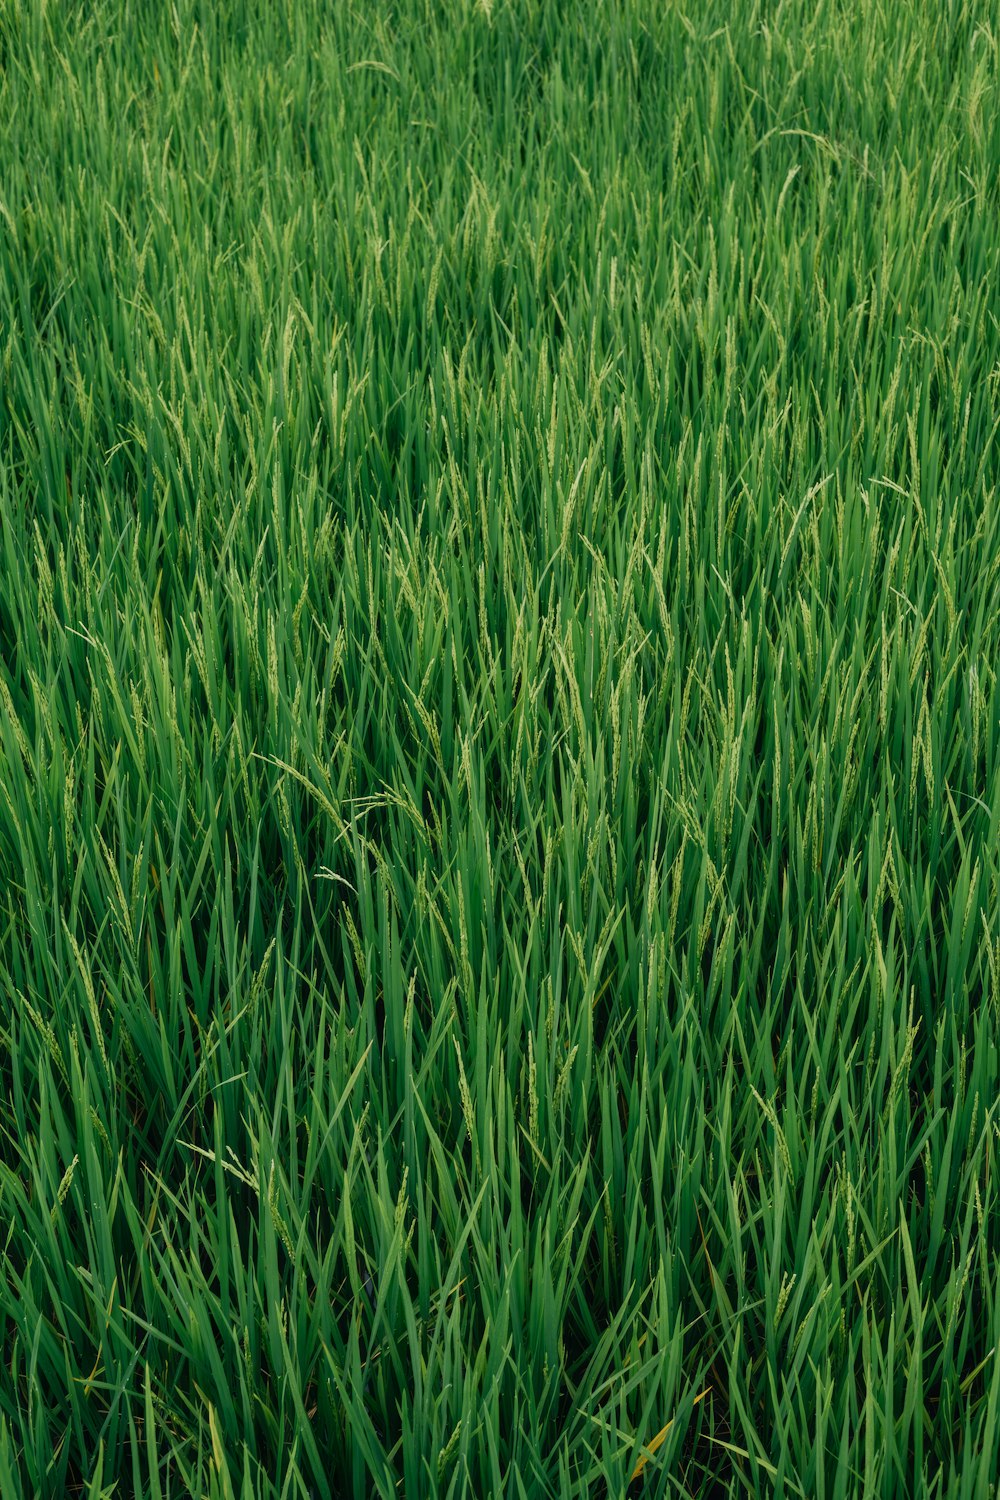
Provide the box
[1,0,1000,1495]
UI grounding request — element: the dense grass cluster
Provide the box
[1,0,1000,1494]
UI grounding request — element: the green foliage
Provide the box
[1,0,1000,1493]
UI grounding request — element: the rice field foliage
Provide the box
[1,0,1000,1494]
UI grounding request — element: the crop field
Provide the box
[1,0,1000,1495]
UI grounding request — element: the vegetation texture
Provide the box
[1,1,1000,1495]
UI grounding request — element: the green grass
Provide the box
[1,0,999,1494]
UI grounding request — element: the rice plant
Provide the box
[1,0,999,1494]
